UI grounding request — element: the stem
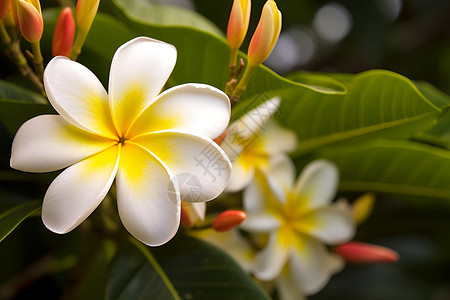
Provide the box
[0,21,45,95]
[229,48,238,79]
[69,30,88,60]
[230,64,257,105]
[31,41,44,81]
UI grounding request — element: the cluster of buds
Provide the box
[226,0,282,103]
[15,0,43,43]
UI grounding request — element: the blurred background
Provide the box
[1,0,450,299]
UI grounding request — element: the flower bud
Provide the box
[16,0,43,43]
[227,0,251,50]
[180,201,206,227]
[247,0,281,67]
[352,192,375,224]
[213,210,246,232]
[213,129,228,146]
[0,0,11,20]
[76,0,99,33]
[2,4,15,26]
[335,242,399,263]
[52,7,75,57]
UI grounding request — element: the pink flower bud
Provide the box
[335,242,399,263]
[16,0,43,43]
[213,210,246,232]
[52,7,75,57]
[0,0,11,20]
[76,0,99,33]
[227,0,251,50]
[247,0,281,67]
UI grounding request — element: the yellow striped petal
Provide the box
[116,142,180,246]
[109,37,177,136]
[11,115,116,172]
[127,84,230,139]
[44,57,117,139]
[42,145,120,233]
[132,130,231,202]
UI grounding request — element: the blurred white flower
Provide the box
[221,97,296,192]
[241,157,355,295]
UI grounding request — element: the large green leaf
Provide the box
[0,99,54,136]
[106,0,346,97]
[0,80,47,104]
[317,139,450,201]
[278,70,442,155]
[107,239,180,300]
[0,201,40,243]
[151,234,270,300]
[107,235,270,300]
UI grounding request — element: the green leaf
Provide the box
[415,81,450,108]
[107,0,347,96]
[0,99,54,136]
[0,201,40,243]
[112,0,224,38]
[106,238,181,300]
[278,70,442,155]
[107,235,270,300]
[0,80,47,104]
[151,234,270,300]
[317,139,450,201]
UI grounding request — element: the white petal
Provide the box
[289,236,333,295]
[181,201,205,226]
[11,115,116,172]
[240,213,280,232]
[225,158,254,192]
[132,130,231,202]
[276,269,307,300]
[242,176,265,213]
[109,37,177,136]
[299,207,355,245]
[116,142,180,246]
[44,57,116,139]
[231,97,281,140]
[263,154,296,203]
[128,84,230,139]
[42,145,120,233]
[252,231,290,281]
[260,121,297,155]
[293,159,339,209]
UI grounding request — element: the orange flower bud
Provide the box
[75,0,99,33]
[227,0,251,50]
[335,242,399,263]
[2,4,15,26]
[16,0,43,43]
[52,7,75,57]
[0,0,11,20]
[213,129,228,146]
[213,210,246,232]
[247,0,281,67]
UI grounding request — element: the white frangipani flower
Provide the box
[10,37,232,246]
[241,157,355,295]
[221,97,296,192]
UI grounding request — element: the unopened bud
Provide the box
[52,7,75,57]
[213,210,246,232]
[352,192,375,224]
[335,242,399,263]
[227,0,251,50]
[247,0,281,66]
[76,0,99,33]
[2,4,15,26]
[0,0,11,20]
[213,129,228,146]
[16,0,43,43]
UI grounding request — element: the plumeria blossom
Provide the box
[221,97,296,192]
[241,157,355,295]
[10,37,232,246]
